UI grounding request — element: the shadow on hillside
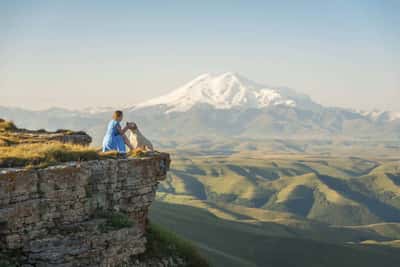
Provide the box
[386,173,400,186]
[226,164,280,181]
[150,201,400,267]
[270,185,315,217]
[318,175,400,222]
[170,170,207,200]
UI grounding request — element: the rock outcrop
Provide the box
[0,119,92,146]
[2,131,91,147]
[0,153,170,266]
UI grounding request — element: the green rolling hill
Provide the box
[159,155,400,226]
[150,201,400,267]
[151,152,400,266]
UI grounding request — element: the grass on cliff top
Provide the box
[0,119,157,168]
[140,223,210,267]
[0,142,120,168]
[0,143,157,168]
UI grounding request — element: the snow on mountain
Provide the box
[78,106,117,114]
[77,105,134,115]
[360,110,400,122]
[133,72,318,113]
[391,112,400,121]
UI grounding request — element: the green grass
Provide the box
[160,155,400,226]
[0,259,17,267]
[0,142,161,168]
[347,223,400,240]
[155,154,400,265]
[150,201,400,267]
[141,223,210,267]
[0,250,22,267]
[96,211,135,233]
[0,260,17,267]
[0,142,112,168]
[160,137,400,159]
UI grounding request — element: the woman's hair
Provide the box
[112,110,123,120]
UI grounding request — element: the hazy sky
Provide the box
[0,0,399,111]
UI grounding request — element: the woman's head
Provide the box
[112,110,123,121]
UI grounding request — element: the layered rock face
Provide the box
[0,153,170,266]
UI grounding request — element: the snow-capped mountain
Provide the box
[133,72,320,113]
[123,72,399,139]
[360,110,400,122]
[1,72,399,142]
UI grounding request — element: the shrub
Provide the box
[0,259,17,267]
[96,211,134,233]
[0,250,22,267]
[144,223,210,267]
[0,120,17,131]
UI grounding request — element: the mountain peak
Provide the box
[134,72,318,113]
[361,110,400,122]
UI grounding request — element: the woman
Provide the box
[102,110,133,153]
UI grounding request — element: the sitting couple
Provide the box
[102,110,153,154]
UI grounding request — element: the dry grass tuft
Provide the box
[0,119,17,132]
[0,142,102,168]
[0,142,136,168]
[130,148,147,157]
[0,143,155,168]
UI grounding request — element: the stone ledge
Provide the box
[0,153,171,266]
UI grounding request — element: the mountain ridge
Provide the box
[1,72,399,119]
[132,72,321,113]
[0,73,399,142]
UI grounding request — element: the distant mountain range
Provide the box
[1,72,399,143]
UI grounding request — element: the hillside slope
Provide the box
[160,155,400,226]
[150,201,400,267]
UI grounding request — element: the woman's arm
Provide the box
[116,124,133,150]
[116,124,130,135]
[123,134,134,150]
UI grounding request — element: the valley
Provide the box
[150,148,400,266]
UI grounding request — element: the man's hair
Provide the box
[112,110,123,120]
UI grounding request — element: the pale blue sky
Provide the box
[0,0,399,111]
